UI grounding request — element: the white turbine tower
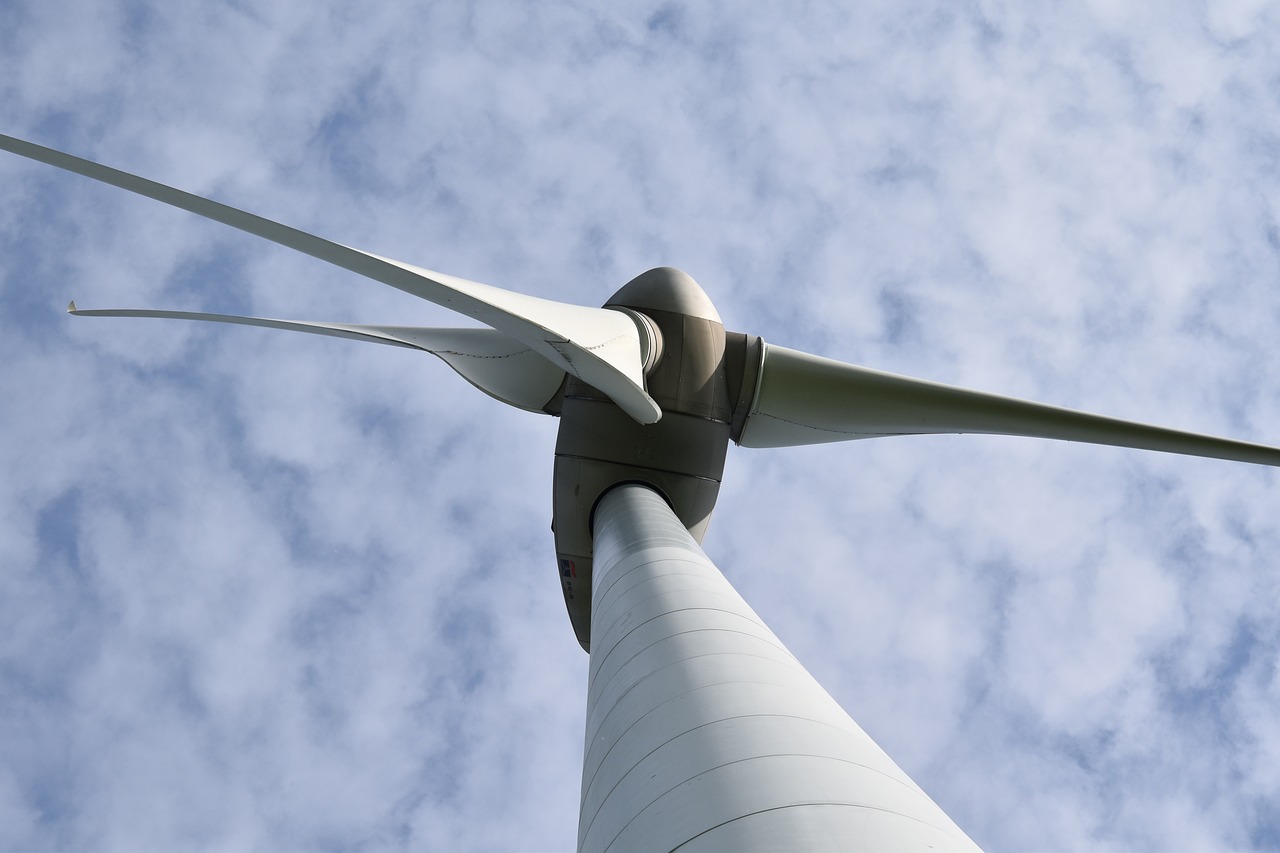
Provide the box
[5,133,1280,852]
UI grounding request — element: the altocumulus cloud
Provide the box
[2,2,1279,850]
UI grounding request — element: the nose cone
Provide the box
[604,267,722,323]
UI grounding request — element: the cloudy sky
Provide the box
[3,2,1280,850]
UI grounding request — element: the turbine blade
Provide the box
[68,305,566,413]
[3,134,659,423]
[737,343,1280,467]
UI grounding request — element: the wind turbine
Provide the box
[5,133,1279,852]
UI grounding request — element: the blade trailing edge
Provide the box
[737,343,1280,467]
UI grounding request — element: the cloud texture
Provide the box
[2,2,1279,850]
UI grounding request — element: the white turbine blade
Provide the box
[68,303,566,413]
[3,134,659,423]
[737,343,1280,467]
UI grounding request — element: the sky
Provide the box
[2,2,1279,851]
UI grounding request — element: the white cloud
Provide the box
[2,2,1279,850]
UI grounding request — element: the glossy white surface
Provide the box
[739,343,1280,466]
[583,484,980,852]
[3,134,661,424]
[66,305,566,413]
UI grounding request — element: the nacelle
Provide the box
[551,268,761,650]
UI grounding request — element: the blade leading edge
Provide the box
[737,343,1280,467]
[2,134,659,423]
[67,304,566,413]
